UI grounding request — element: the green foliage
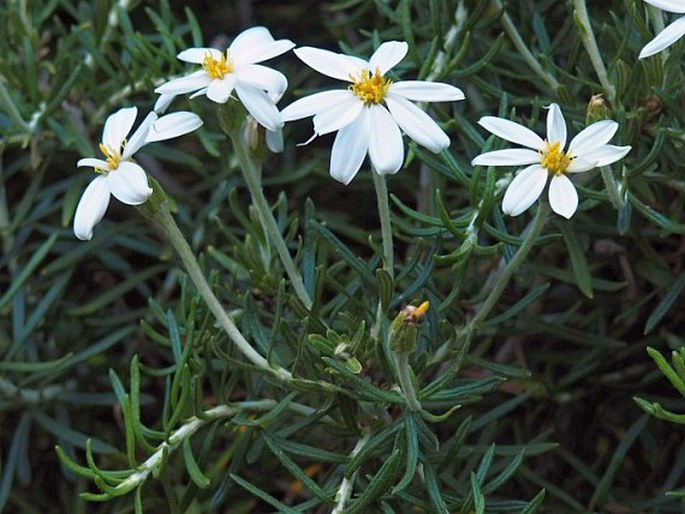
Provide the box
[2,0,685,513]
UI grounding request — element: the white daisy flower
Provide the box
[155,26,294,132]
[471,103,631,219]
[74,106,203,241]
[280,41,465,185]
[640,0,685,58]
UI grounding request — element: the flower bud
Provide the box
[586,94,610,124]
[389,301,429,354]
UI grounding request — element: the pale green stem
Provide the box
[227,130,312,310]
[467,201,550,339]
[371,171,394,341]
[156,204,292,382]
[573,0,617,106]
[104,399,333,495]
[393,352,422,411]
[600,165,623,209]
[372,171,394,279]
[331,431,372,514]
[491,0,560,93]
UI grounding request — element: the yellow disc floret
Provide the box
[349,67,392,105]
[203,50,233,79]
[98,143,121,172]
[539,140,573,175]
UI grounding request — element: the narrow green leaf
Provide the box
[557,222,593,298]
[182,438,211,489]
[229,473,300,514]
[519,489,546,514]
[0,232,58,310]
[646,346,685,397]
[261,430,332,503]
[589,415,649,509]
[644,271,685,334]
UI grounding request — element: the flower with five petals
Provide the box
[280,41,465,185]
[639,0,685,58]
[471,103,631,219]
[155,27,294,132]
[74,107,202,240]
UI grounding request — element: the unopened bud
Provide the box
[389,301,429,354]
[586,94,610,124]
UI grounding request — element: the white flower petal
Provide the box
[548,174,578,219]
[580,144,631,167]
[294,47,368,82]
[146,112,203,143]
[236,83,282,131]
[472,148,541,167]
[368,41,408,74]
[546,103,567,148]
[266,128,284,153]
[102,107,137,150]
[330,109,370,185]
[639,16,685,58]
[108,161,152,205]
[567,156,598,173]
[206,75,236,103]
[154,94,176,114]
[502,165,548,216]
[389,81,465,102]
[177,47,222,64]
[189,87,208,99]
[312,96,363,135]
[368,105,404,175]
[155,71,211,96]
[385,94,449,153]
[477,116,544,150]
[569,120,617,153]
[73,175,111,241]
[124,112,157,158]
[281,90,353,121]
[643,0,685,14]
[229,27,294,65]
[77,158,109,169]
[237,64,288,97]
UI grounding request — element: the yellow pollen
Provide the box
[349,67,392,105]
[99,143,121,171]
[539,140,573,175]
[203,50,233,79]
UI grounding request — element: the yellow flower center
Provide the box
[98,143,121,172]
[203,50,233,79]
[539,140,573,175]
[349,67,392,105]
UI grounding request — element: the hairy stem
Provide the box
[227,129,313,310]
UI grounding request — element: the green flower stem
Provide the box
[227,130,313,310]
[600,165,624,209]
[156,203,293,382]
[372,170,394,279]
[394,352,422,411]
[467,201,550,337]
[331,431,371,514]
[371,171,394,341]
[491,0,560,93]
[573,0,617,106]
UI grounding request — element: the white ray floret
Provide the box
[155,27,294,132]
[74,107,203,240]
[639,0,685,58]
[281,41,465,185]
[472,103,631,219]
